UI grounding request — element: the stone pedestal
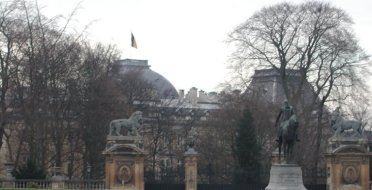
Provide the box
[325,136,371,190]
[266,151,307,190]
[2,162,15,188]
[51,167,65,189]
[103,136,146,190]
[184,148,198,190]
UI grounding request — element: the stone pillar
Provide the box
[325,136,371,190]
[2,162,15,188]
[103,136,146,190]
[184,148,198,190]
[51,166,65,190]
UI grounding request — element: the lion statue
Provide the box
[109,111,143,136]
[330,108,362,136]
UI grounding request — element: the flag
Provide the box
[131,33,137,48]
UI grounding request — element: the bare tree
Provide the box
[0,0,27,160]
[0,1,123,179]
[6,1,87,170]
[142,98,204,183]
[75,43,121,179]
[228,1,370,173]
[196,90,244,183]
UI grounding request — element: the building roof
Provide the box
[246,68,314,105]
[112,59,179,99]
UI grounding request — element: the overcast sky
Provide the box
[38,0,372,93]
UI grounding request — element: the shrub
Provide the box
[12,159,46,179]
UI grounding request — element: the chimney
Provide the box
[186,87,198,105]
[198,90,207,102]
[179,89,185,101]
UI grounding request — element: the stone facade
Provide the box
[325,137,371,190]
[247,69,315,105]
[103,136,146,190]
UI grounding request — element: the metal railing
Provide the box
[0,179,52,189]
[65,180,105,189]
[0,179,105,189]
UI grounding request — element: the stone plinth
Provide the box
[103,136,146,190]
[325,136,371,190]
[265,164,307,190]
[106,136,144,149]
[184,148,198,190]
[266,150,307,190]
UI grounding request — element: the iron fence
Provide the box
[65,180,105,189]
[145,168,185,184]
[198,184,265,190]
[0,179,105,189]
[0,179,328,190]
[145,183,184,190]
[144,184,326,190]
[0,179,52,189]
[197,166,326,185]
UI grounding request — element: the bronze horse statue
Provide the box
[330,109,362,136]
[278,114,298,159]
[109,111,143,136]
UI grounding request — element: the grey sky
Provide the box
[38,0,372,92]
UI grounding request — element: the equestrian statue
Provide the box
[275,100,299,158]
[109,111,143,136]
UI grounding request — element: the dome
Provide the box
[113,59,179,99]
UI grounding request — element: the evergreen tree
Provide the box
[12,159,46,179]
[234,109,261,183]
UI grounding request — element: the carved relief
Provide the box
[343,166,359,184]
[115,161,134,185]
[326,137,370,190]
[117,165,132,184]
[341,162,360,184]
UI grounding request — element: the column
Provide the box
[184,148,198,190]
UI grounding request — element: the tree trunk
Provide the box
[312,102,325,183]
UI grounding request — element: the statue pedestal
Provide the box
[325,136,371,190]
[51,167,65,189]
[103,136,146,190]
[266,151,307,190]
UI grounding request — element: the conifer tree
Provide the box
[234,109,261,183]
[12,159,46,179]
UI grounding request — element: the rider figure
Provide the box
[275,100,299,142]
